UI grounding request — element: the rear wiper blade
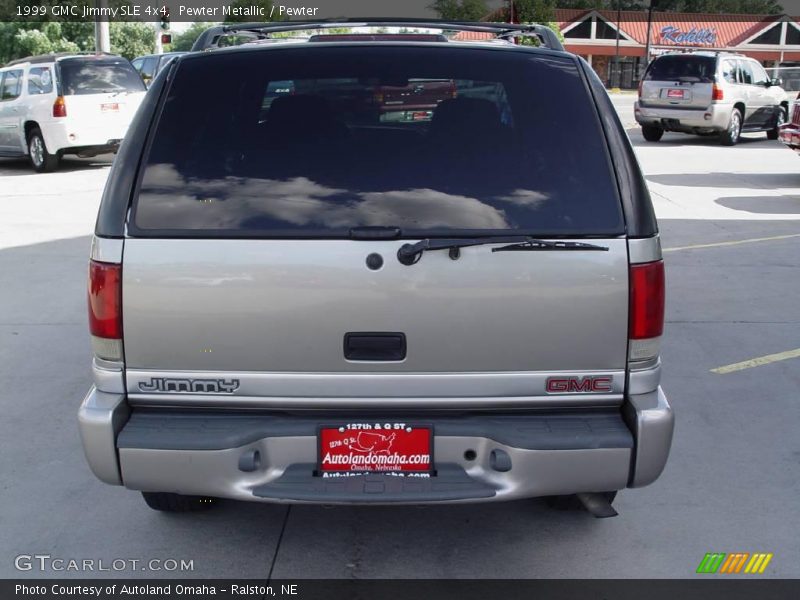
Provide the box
[492,239,609,253]
[397,236,607,265]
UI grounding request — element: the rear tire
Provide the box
[767,106,787,140]
[641,125,664,142]
[719,109,742,146]
[27,127,60,173]
[141,492,216,512]
[545,491,617,511]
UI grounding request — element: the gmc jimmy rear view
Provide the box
[79,22,673,515]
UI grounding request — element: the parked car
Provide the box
[778,91,800,152]
[635,51,788,145]
[0,53,146,172]
[131,52,187,87]
[79,22,673,515]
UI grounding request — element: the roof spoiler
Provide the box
[190,18,564,53]
[5,51,118,67]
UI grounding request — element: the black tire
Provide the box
[141,492,216,512]
[719,109,742,146]
[545,491,617,511]
[27,127,60,173]
[767,106,787,140]
[641,125,664,142]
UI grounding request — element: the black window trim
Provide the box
[579,57,657,239]
[124,44,628,241]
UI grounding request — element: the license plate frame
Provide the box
[317,423,433,475]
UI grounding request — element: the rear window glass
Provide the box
[59,59,145,95]
[133,47,623,237]
[645,55,716,83]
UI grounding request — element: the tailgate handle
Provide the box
[344,333,406,361]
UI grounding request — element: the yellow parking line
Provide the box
[711,348,800,374]
[663,233,800,253]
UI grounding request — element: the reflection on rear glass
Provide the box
[60,60,146,95]
[135,47,623,236]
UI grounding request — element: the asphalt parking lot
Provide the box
[1,101,799,580]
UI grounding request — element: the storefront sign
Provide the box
[660,25,717,46]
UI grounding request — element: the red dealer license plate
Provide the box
[666,89,685,99]
[101,103,119,112]
[319,424,432,473]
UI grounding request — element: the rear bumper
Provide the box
[79,387,674,504]
[634,101,730,132]
[42,121,126,155]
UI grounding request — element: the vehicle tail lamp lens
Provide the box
[629,260,665,362]
[712,84,724,101]
[53,96,67,117]
[88,260,123,360]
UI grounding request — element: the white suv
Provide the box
[0,53,146,172]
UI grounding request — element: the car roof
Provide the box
[135,52,188,60]
[654,51,744,60]
[4,52,123,68]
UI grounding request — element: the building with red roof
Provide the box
[456,8,800,89]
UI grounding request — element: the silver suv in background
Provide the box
[79,21,673,516]
[635,52,787,145]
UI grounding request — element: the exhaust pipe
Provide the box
[576,493,618,518]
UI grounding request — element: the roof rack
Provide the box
[5,51,117,67]
[656,48,743,56]
[190,18,564,53]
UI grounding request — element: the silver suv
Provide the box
[79,21,673,516]
[635,51,788,145]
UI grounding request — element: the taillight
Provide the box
[450,80,458,99]
[637,80,643,98]
[373,89,384,104]
[712,84,724,101]
[53,96,67,117]
[88,260,123,361]
[629,260,665,362]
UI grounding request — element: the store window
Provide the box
[596,20,620,40]
[786,24,800,46]
[564,19,591,39]
[749,24,781,45]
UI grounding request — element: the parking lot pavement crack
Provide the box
[265,506,291,585]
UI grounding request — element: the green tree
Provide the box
[652,0,782,12]
[2,21,82,64]
[515,0,557,22]
[168,22,215,52]
[429,0,489,20]
[13,27,79,58]
[60,22,96,51]
[555,0,782,11]
[109,22,155,60]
